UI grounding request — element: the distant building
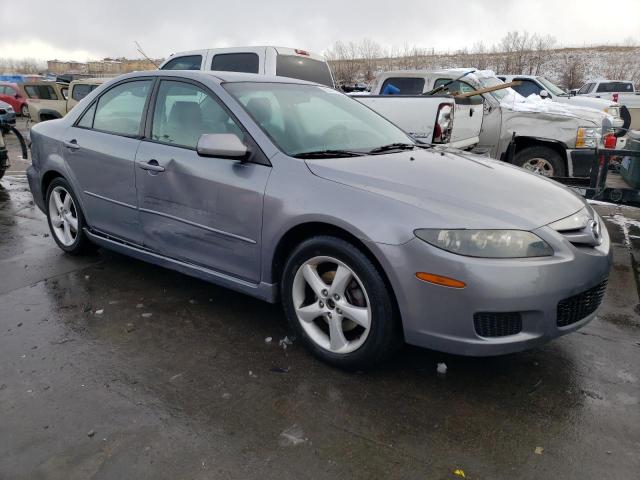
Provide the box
[46,57,161,77]
[47,60,87,74]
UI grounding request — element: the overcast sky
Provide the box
[1,0,639,62]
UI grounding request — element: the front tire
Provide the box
[514,146,566,177]
[45,177,93,255]
[281,236,401,369]
[21,104,29,117]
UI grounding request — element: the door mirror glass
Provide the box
[196,133,249,160]
[539,89,549,99]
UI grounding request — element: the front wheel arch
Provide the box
[271,222,403,329]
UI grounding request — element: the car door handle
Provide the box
[64,139,80,150]
[138,160,165,172]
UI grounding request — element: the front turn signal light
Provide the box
[416,272,466,289]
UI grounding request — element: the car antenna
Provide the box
[134,41,160,69]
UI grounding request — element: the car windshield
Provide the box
[538,77,567,96]
[224,82,415,157]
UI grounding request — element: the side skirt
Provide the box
[84,228,278,303]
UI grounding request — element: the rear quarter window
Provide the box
[211,53,259,73]
[161,55,203,70]
[275,55,334,87]
[380,77,425,95]
[596,82,634,93]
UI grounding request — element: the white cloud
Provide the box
[0,39,102,63]
[0,0,638,62]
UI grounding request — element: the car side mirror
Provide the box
[539,89,549,99]
[196,133,249,160]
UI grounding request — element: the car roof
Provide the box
[117,69,321,86]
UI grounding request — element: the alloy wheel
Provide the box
[522,157,554,177]
[48,186,79,246]
[292,256,371,354]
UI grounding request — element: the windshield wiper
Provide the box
[368,143,416,154]
[293,149,366,159]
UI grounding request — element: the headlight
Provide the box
[415,229,554,258]
[576,127,601,148]
[7,106,13,112]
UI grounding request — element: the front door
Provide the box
[135,79,270,283]
[63,79,153,245]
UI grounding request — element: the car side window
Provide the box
[511,79,542,97]
[161,55,203,70]
[578,83,594,94]
[0,86,5,94]
[72,84,92,101]
[380,77,425,95]
[77,103,97,128]
[433,78,477,95]
[151,80,243,149]
[211,53,259,73]
[24,85,58,100]
[91,80,152,137]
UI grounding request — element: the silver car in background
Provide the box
[27,70,612,368]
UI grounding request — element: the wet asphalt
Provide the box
[1,120,639,479]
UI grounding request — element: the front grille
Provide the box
[557,279,608,327]
[474,312,523,337]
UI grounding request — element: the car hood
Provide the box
[555,95,613,111]
[305,149,586,231]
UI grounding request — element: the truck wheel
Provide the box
[45,177,94,255]
[514,146,566,177]
[281,236,402,370]
[21,104,29,117]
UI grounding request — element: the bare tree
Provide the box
[559,54,585,90]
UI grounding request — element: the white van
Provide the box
[160,46,335,88]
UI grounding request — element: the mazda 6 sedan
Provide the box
[27,70,612,368]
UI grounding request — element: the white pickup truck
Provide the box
[160,46,335,87]
[573,80,640,130]
[365,69,617,178]
[497,74,627,134]
[350,72,484,149]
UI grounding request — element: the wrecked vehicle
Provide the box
[497,74,627,135]
[369,70,617,178]
[27,79,104,123]
[27,70,612,368]
[350,74,484,149]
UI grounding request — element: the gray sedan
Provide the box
[27,70,612,368]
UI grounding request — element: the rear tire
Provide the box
[514,145,566,177]
[281,236,402,370]
[45,177,94,255]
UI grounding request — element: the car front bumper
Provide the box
[376,218,612,356]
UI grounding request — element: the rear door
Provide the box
[62,78,154,245]
[134,78,271,282]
